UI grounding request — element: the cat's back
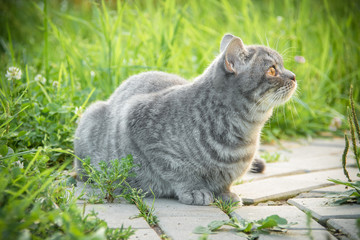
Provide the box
[109,71,189,104]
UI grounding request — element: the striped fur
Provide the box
[74,34,297,205]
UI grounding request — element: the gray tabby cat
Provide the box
[74,34,297,205]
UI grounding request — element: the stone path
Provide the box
[76,138,360,239]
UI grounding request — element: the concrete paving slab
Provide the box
[311,138,345,148]
[232,205,335,240]
[143,198,234,240]
[327,219,359,240]
[260,138,344,151]
[310,184,351,193]
[288,198,360,225]
[83,203,150,229]
[144,198,227,217]
[234,168,358,205]
[83,203,161,239]
[74,181,103,200]
[129,229,161,240]
[296,185,352,198]
[244,139,352,183]
[75,182,160,238]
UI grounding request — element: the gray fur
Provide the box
[74,34,297,205]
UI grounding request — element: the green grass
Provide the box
[260,151,286,163]
[212,197,241,216]
[123,187,159,227]
[0,148,135,239]
[1,0,359,147]
[81,155,135,203]
[0,0,359,238]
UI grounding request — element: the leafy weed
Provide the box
[81,155,135,203]
[194,214,296,239]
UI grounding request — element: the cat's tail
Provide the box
[250,157,266,173]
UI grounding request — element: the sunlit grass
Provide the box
[1,0,359,146]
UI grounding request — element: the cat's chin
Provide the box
[275,83,297,106]
[281,90,296,104]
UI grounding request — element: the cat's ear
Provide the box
[224,37,247,75]
[220,34,234,52]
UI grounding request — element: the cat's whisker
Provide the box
[282,104,288,128]
[269,95,280,125]
[248,93,275,121]
[253,91,282,122]
[265,33,270,48]
[280,46,296,56]
[275,37,281,52]
[289,100,297,127]
[247,94,269,119]
[257,33,265,46]
[289,97,299,118]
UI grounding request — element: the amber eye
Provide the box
[266,66,277,77]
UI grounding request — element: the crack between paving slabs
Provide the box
[287,198,350,239]
[223,191,342,239]
[131,198,170,240]
[242,182,335,205]
[242,166,353,184]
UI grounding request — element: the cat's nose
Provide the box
[290,73,296,82]
[285,70,296,82]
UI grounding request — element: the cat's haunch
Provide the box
[74,34,297,205]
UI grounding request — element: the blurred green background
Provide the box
[1,0,359,164]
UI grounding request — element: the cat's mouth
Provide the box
[275,79,297,104]
[265,79,297,107]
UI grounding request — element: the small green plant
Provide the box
[124,187,159,227]
[212,197,241,215]
[193,214,296,239]
[306,211,314,240]
[260,151,287,163]
[81,155,135,203]
[80,157,160,227]
[328,86,360,204]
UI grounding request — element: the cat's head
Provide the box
[217,34,297,108]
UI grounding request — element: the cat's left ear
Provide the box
[220,34,234,52]
[224,37,248,75]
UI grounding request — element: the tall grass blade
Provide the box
[6,23,15,66]
[347,107,358,168]
[342,134,351,182]
[348,86,360,171]
[43,0,49,81]
[0,105,29,130]
[349,86,360,146]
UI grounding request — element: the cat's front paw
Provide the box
[178,189,214,205]
[217,192,242,205]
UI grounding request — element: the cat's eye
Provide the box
[266,66,277,77]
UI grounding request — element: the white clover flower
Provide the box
[276,16,283,23]
[35,74,46,84]
[74,106,83,115]
[52,81,59,88]
[5,67,22,81]
[14,160,24,169]
[90,71,96,78]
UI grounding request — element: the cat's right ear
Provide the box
[220,34,234,52]
[224,37,247,75]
